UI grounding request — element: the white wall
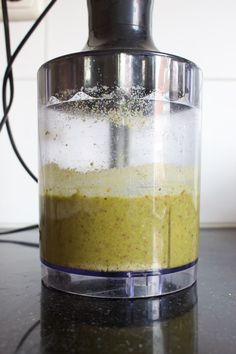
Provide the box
[0,0,235,226]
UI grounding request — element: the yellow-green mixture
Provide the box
[40,164,199,272]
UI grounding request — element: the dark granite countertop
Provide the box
[0,229,236,354]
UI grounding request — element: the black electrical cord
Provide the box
[14,320,41,354]
[0,0,57,237]
[0,224,38,235]
[0,240,39,248]
[1,0,38,183]
[0,0,57,132]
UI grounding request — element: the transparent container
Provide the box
[38,50,202,298]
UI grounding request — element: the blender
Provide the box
[38,0,202,298]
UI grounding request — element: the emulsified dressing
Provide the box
[40,163,199,272]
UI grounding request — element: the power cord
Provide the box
[1,0,38,183]
[0,0,57,132]
[0,239,39,248]
[0,224,38,235]
[0,0,57,238]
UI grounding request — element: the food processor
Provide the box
[38,0,202,298]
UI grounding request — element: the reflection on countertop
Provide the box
[40,283,197,354]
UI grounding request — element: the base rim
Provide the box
[41,261,197,299]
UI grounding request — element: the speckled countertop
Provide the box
[0,229,236,354]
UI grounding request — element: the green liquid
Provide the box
[40,164,199,271]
